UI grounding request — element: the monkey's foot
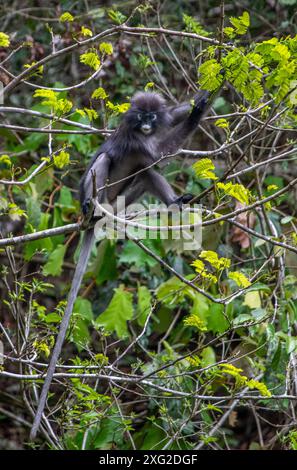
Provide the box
[173,193,194,207]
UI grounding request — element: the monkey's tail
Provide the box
[30,228,95,440]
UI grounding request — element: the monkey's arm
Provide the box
[168,102,192,127]
[158,91,209,155]
[168,91,210,127]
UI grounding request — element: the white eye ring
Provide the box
[151,113,157,121]
[137,113,142,120]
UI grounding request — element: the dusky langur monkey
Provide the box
[30,90,210,439]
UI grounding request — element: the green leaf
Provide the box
[70,298,93,348]
[200,346,216,367]
[137,285,152,327]
[95,285,134,338]
[59,12,74,22]
[207,303,229,334]
[80,26,93,37]
[70,317,90,347]
[53,150,70,169]
[93,419,121,449]
[0,32,10,47]
[119,240,161,268]
[247,379,271,397]
[108,9,127,25]
[215,118,229,130]
[43,244,67,276]
[187,293,210,331]
[198,59,224,92]
[217,182,251,205]
[243,291,261,309]
[24,212,53,260]
[91,87,108,100]
[106,101,130,114]
[33,89,72,115]
[44,312,61,324]
[229,11,250,35]
[200,250,231,270]
[26,195,41,228]
[233,313,253,325]
[184,312,207,332]
[92,240,117,284]
[139,421,168,450]
[58,186,73,208]
[80,51,101,70]
[286,336,297,354]
[157,276,189,305]
[73,297,93,322]
[281,215,294,224]
[99,42,113,55]
[183,13,210,37]
[229,271,251,288]
[192,158,217,180]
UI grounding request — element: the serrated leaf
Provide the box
[43,244,67,276]
[229,271,251,288]
[95,285,133,338]
[192,158,217,180]
[80,51,101,70]
[137,285,152,327]
[198,59,223,92]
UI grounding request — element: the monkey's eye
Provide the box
[151,113,157,121]
[137,113,142,120]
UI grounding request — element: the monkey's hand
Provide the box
[173,193,194,207]
[193,90,210,112]
[82,198,91,216]
[188,90,210,125]
[81,198,95,229]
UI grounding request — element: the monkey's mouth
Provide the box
[141,125,152,135]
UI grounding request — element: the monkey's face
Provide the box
[138,112,157,135]
[127,110,158,135]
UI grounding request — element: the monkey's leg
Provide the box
[114,170,191,212]
[140,169,191,207]
[123,179,146,207]
[141,169,177,205]
[110,178,146,213]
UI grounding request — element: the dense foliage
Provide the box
[1,0,297,450]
